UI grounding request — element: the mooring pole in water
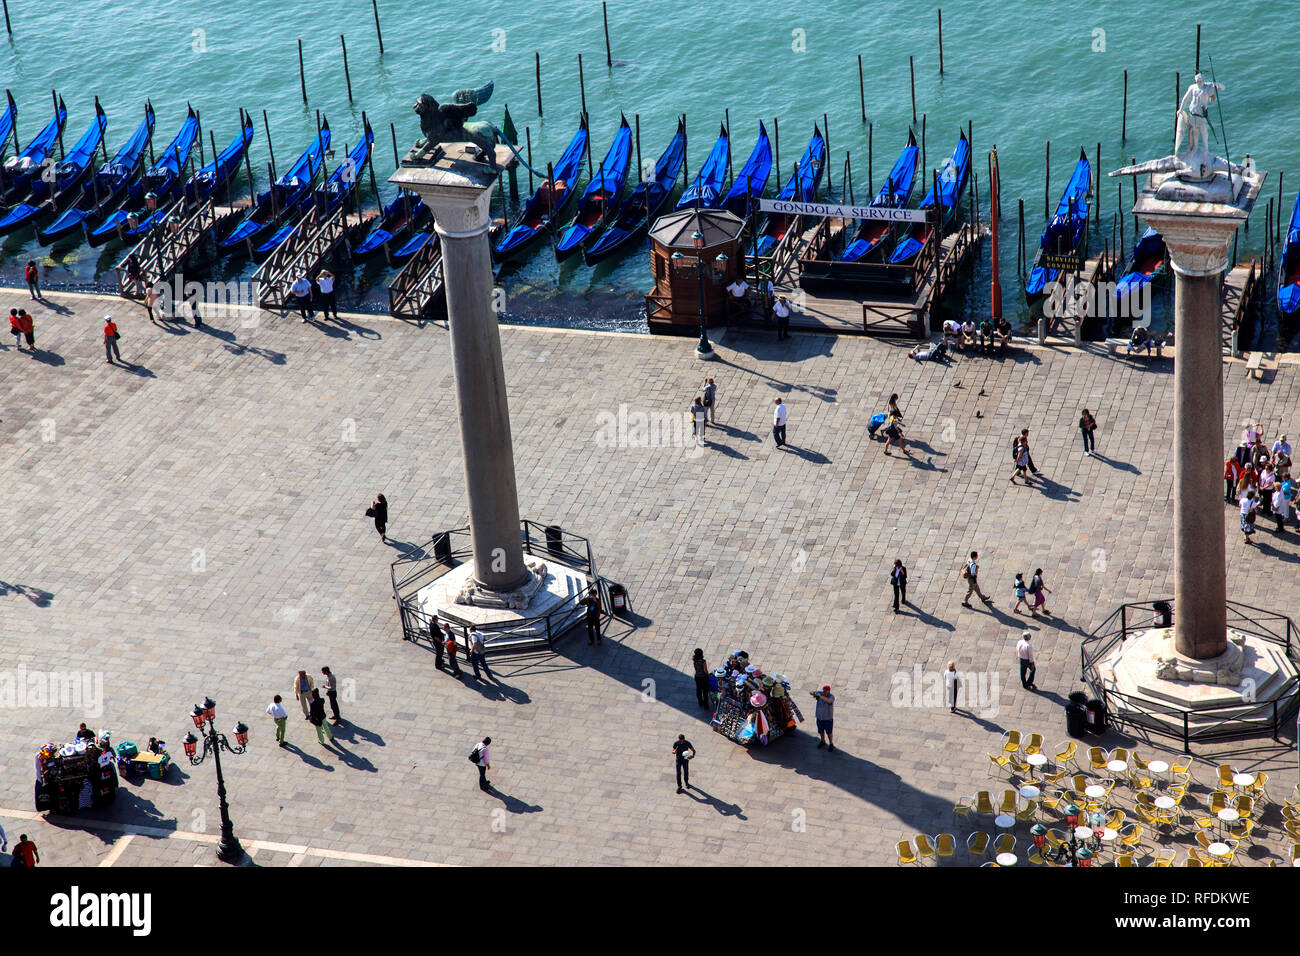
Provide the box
[298,39,308,105]
[845,151,853,205]
[262,109,277,180]
[921,113,926,172]
[585,108,593,178]
[3,0,11,37]
[535,53,543,117]
[858,55,866,122]
[1131,155,1137,241]
[1121,69,1127,140]
[909,56,917,126]
[724,109,733,187]
[342,35,353,103]
[632,114,640,184]
[1095,142,1101,227]
[773,116,780,185]
[1117,186,1124,258]
[1044,140,1050,221]
[603,2,612,66]
[823,113,831,197]
[372,0,384,54]
[938,9,944,74]
[390,122,399,169]
[526,125,534,192]
[1195,23,1201,73]
[1017,197,1025,277]
[578,54,587,117]
[867,122,873,196]
[243,137,254,198]
[1277,171,1285,246]
[195,110,205,167]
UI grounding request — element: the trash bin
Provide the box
[432,531,451,563]
[607,582,628,617]
[1085,697,1108,734]
[1066,695,1088,739]
[1153,601,1172,628]
[545,524,564,557]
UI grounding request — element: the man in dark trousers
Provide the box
[321,666,342,724]
[12,834,39,868]
[185,286,203,328]
[580,591,602,645]
[472,737,492,791]
[890,559,908,613]
[431,618,447,668]
[672,734,696,793]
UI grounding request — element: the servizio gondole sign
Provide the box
[756,198,930,222]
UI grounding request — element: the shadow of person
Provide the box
[1032,474,1080,502]
[782,443,830,464]
[29,349,66,366]
[331,746,377,773]
[282,742,336,771]
[707,422,760,443]
[328,721,386,747]
[900,601,956,631]
[682,785,747,819]
[705,442,750,461]
[122,362,157,378]
[1089,452,1141,474]
[489,790,544,814]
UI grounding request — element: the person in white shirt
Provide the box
[942,319,961,346]
[725,278,750,319]
[944,661,960,713]
[290,273,314,322]
[772,397,788,448]
[773,295,792,341]
[473,736,492,791]
[316,269,338,320]
[266,695,289,747]
[468,628,494,682]
[1240,490,1258,543]
[1016,631,1036,689]
[961,550,990,607]
[960,319,977,350]
[726,278,748,299]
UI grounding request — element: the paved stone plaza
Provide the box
[0,288,1296,867]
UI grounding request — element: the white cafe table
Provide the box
[994,814,1016,829]
[1025,753,1048,778]
[1147,760,1170,775]
[1154,796,1176,810]
[1097,827,1119,843]
[996,852,1018,866]
[1107,760,1129,774]
[1074,825,1094,841]
[1019,785,1041,801]
[1084,785,1106,800]
[1208,842,1231,858]
[1232,772,1256,790]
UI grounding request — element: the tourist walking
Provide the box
[1079,409,1098,456]
[812,685,835,751]
[1013,572,1032,615]
[144,284,159,321]
[468,627,495,681]
[103,315,122,364]
[8,309,22,350]
[890,559,907,613]
[1240,490,1258,544]
[321,666,342,723]
[1013,428,1039,475]
[292,669,315,719]
[368,492,388,543]
[945,661,960,713]
[317,268,338,320]
[1010,439,1032,484]
[692,648,710,708]
[24,260,40,300]
[185,286,202,328]
[773,294,791,340]
[961,550,991,608]
[1030,568,1053,616]
[772,398,787,447]
[580,590,602,645]
[882,411,908,456]
[308,689,333,746]
[690,395,707,446]
[15,309,33,351]
[433,619,448,669]
[444,628,463,676]
[1016,631,1037,690]
[266,695,288,747]
[472,736,492,791]
[12,834,39,868]
[672,734,695,792]
[702,377,717,424]
[291,272,314,321]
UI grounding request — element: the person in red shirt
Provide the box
[103,315,121,364]
[13,834,39,868]
[24,260,40,300]
[1225,457,1242,503]
[16,309,34,350]
[8,308,21,350]
[443,629,462,677]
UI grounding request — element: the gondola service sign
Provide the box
[756,198,930,222]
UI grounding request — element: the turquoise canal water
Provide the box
[1,0,1295,337]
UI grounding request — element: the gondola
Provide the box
[1025,147,1092,303]
[1113,227,1167,318]
[0,90,15,163]
[219,119,331,252]
[752,125,825,257]
[38,103,155,245]
[87,106,199,246]
[555,114,632,261]
[183,110,255,204]
[0,99,107,235]
[675,122,729,211]
[1278,190,1300,318]
[0,95,67,206]
[253,120,373,259]
[719,122,773,219]
[837,130,918,262]
[583,117,686,266]
[888,129,971,265]
[352,189,429,262]
[494,114,589,262]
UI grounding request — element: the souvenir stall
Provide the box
[709,650,803,746]
[34,735,118,814]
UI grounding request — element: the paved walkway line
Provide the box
[0,807,452,867]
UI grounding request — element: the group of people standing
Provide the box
[1228,423,1296,542]
[689,377,718,445]
[289,269,340,323]
[267,667,345,748]
[724,276,793,340]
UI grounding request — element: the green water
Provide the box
[0,0,1293,336]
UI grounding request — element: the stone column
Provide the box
[391,147,529,593]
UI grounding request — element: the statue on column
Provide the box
[1173,73,1224,181]
[409,81,499,167]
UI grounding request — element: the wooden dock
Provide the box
[388,235,443,321]
[757,214,982,337]
[252,207,373,310]
[1221,260,1259,356]
[1041,247,1116,344]
[115,198,249,299]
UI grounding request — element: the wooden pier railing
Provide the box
[115,197,220,300]
[252,207,351,309]
[387,235,444,320]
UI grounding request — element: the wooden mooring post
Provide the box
[1121,69,1127,140]
[603,2,612,66]
[909,55,917,125]
[372,0,384,54]
[938,8,944,74]
[298,38,308,105]
[535,53,543,117]
[341,35,353,103]
[858,55,866,122]
[262,109,277,180]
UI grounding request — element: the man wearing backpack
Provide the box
[961,550,991,609]
[471,736,492,791]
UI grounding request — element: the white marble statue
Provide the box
[1173,73,1224,179]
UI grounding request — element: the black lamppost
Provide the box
[693,229,716,361]
[183,696,249,864]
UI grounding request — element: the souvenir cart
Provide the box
[709,650,803,746]
[34,736,119,814]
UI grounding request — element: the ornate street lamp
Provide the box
[184,696,249,864]
[693,229,715,361]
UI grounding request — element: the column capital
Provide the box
[389,142,502,239]
[1127,166,1265,277]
